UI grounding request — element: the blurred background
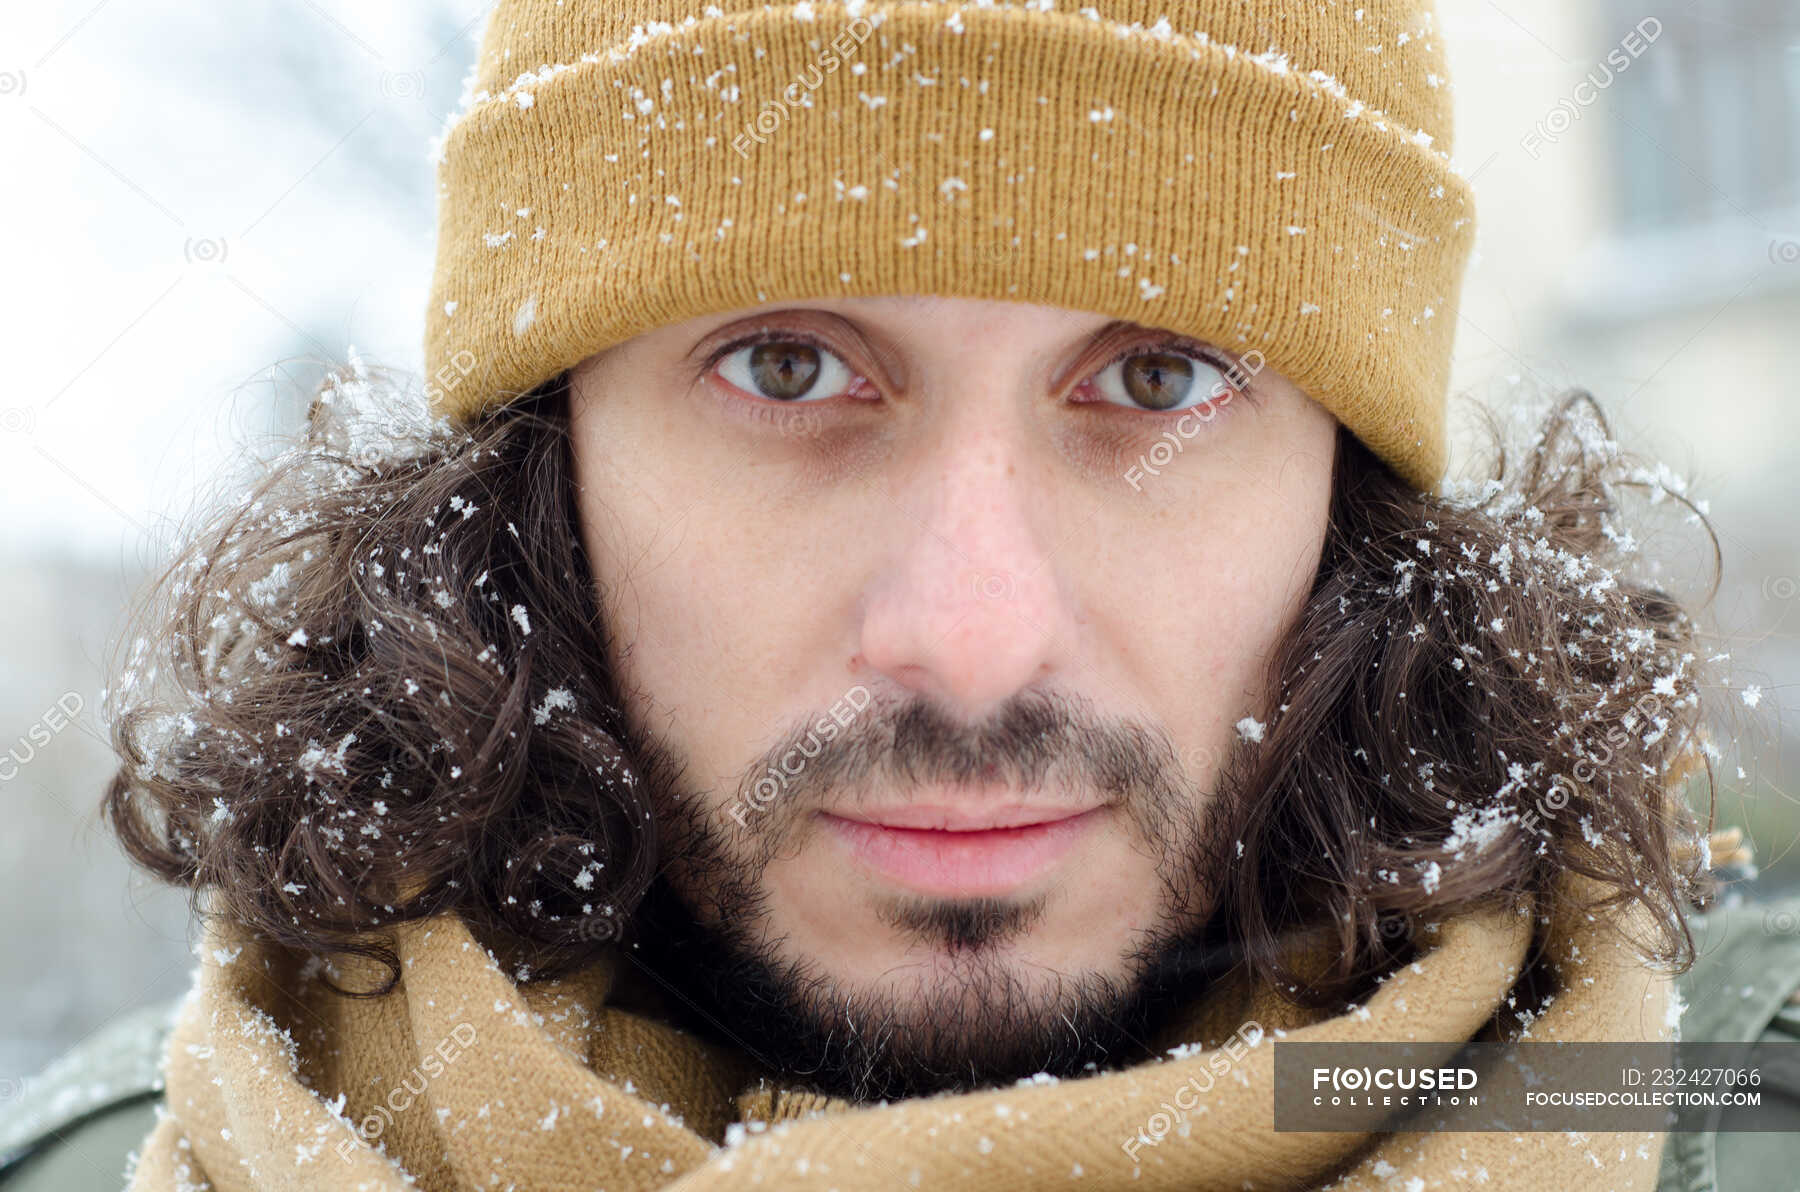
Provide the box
[0,0,1794,1089]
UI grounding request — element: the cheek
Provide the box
[569,415,838,788]
[1125,529,1313,704]
[576,488,734,743]
[1096,435,1334,758]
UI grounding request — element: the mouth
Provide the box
[822,802,1106,897]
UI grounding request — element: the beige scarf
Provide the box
[129,879,1672,1191]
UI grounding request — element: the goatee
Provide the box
[617,688,1252,1103]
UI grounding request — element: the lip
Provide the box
[834,802,1101,831]
[823,805,1105,897]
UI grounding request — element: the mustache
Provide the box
[722,687,1198,843]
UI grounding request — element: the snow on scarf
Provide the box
[127,876,1671,1191]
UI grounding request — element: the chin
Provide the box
[808,930,1130,1011]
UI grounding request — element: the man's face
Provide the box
[568,295,1337,1096]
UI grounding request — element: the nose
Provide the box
[855,404,1080,722]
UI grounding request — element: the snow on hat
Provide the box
[423,0,1474,490]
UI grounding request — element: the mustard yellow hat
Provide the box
[424,0,1474,490]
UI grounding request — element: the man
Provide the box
[0,0,1744,1189]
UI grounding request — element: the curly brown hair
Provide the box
[104,365,1719,1001]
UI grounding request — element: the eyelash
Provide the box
[700,329,840,387]
[701,329,1243,416]
[1085,339,1242,413]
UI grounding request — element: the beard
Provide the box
[619,687,1252,1103]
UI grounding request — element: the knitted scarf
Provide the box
[128,881,1671,1191]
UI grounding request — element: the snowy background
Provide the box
[0,0,1795,1087]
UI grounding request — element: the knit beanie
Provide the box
[423,0,1474,491]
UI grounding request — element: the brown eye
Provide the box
[749,342,819,400]
[716,337,856,403]
[1094,349,1231,413]
[1121,352,1193,410]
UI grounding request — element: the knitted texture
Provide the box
[126,881,1671,1190]
[423,0,1476,490]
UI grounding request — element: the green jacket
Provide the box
[8,896,1800,1191]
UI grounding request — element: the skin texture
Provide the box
[568,295,1338,1092]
